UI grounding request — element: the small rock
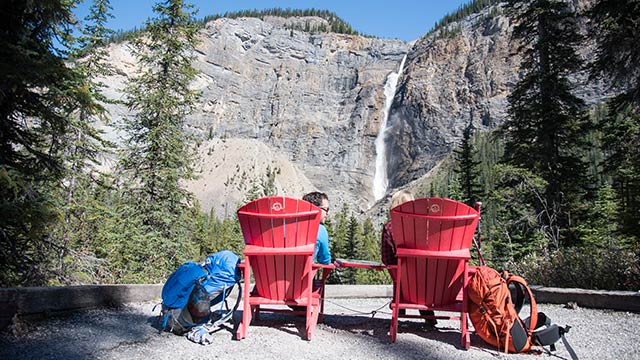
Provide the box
[10,314,28,337]
[564,301,578,310]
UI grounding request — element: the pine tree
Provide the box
[355,218,390,284]
[502,0,591,247]
[447,171,464,201]
[49,0,116,284]
[453,122,483,206]
[590,0,640,106]
[0,0,89,286]
[341,216,362,284]
[488,164,548,265]
[114,0,202,283]
[327,203,349,283]
[590,0,640,238]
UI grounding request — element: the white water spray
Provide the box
[372,55,406,200]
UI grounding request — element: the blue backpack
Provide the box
[160,250,241,334]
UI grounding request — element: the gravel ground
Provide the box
[1,298,638,360]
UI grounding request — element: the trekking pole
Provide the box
[473,201,486,266]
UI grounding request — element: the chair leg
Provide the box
[236,262,252,340]
[463,332,471,350]
[461,310,470,350]
[306,304,318,340]
[390,305,399,343]
[236,298,252,340]
[461,261,470,350]
[390,265,400,343]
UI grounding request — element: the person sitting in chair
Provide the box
[381,190,437,328]
[303,191,331,264]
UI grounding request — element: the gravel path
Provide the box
[1,298,638,360]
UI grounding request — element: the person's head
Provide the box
[303,191,329,223]
[390,190,414,209]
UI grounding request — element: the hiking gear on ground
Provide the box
[467,266,577,359]
[160,250,241,335]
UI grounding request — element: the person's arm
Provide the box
[314,225,331,265]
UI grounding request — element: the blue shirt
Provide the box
[313,224,331,264]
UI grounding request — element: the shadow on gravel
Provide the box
[322,314,496,360]
[233,310,312,340]
[231,309,495,359]
[0,309,155,360]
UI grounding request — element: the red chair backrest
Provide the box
[390,198,479,306]
[237,196,321,301]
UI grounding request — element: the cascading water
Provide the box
[372,55,406,201]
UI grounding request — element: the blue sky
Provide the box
[73,0,471,42]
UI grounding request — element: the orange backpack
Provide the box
[467,266,578,359]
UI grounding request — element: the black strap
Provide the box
[561,328,579,360]
[510,281,526,315]
[510,319,529,352]
[524,311,550,330]
[533,324,562,346]
[533,324,578,360]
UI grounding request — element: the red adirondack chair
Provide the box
[388,197,480,349]
[235,196,333,340]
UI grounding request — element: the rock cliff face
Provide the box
[387,11,518,188]
[101,7,608,220]
[190,17,408,214]
[103,15,409,217]
[386,2,603,189]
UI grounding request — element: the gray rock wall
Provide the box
[101,7,610,219]
[386,5,607,188]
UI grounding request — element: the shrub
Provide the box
[506,246,640,291]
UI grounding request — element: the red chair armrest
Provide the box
[313,263,336,270]
[396,248,471,260]
[243,243,315,256]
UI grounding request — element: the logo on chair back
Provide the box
[430,204,441,214]
[271,202,283,212]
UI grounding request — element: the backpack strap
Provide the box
[533,323,579,360]
[504,274,538,334]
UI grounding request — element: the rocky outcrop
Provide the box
[101,16,409,217]
[386,4,605,188]
[190,17,408,215]
[100,6,610,221]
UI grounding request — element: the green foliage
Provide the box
[203,8,362,37]
[589,0,640,243]
[200,210,245,257]
[502,0,591,248]
[485,164,549,267]
[107,27,145,43]
[326,204,349,283]
[0,170,59,286]
[109,7,365,43]
[47,0,117,285]
[597,101,640,238]
[355,219,391,285]
[113,0,203,283]
[453,122,484,206]
[244,166,281,202]
[590,0,640,107]
[326,204,389,285]
[0,0,92,286]
[435,24,463,39]
[61,173,117,284]
[507,246,640,291]
[427,0,501,38]
[447,172,464,202]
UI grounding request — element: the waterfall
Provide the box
[372,55,406,201]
